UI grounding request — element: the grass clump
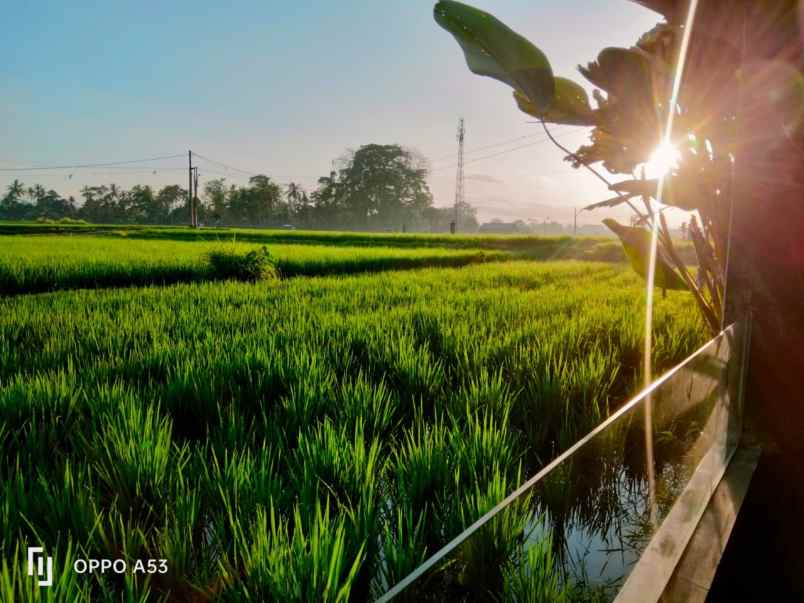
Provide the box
[222,503,365,602]
[206,244,279,282]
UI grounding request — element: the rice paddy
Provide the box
[0,235,511,295]
[0,231,706,602]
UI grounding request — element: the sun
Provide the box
[643,140,681,179]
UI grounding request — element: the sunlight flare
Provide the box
[644,140,681,179]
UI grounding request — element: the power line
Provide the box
[432,133,539,162]
[0,153,185,172]
[431,128,589,173]
[430,124,587,164]
[192,152,259,177]
[0,166,188,175]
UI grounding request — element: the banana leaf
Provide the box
[513,77,595,126]
[434,0,555,112]
[602,218,687,290]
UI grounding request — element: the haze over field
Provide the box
[1,1,661,226]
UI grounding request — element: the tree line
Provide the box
[1,144,478,232]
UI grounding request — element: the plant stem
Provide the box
[539,120,645,218]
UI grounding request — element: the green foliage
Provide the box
[206,244,279,282]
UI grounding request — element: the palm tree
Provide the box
[28,185,45,202]
[6,180,24,200]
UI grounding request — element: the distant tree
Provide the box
[204,178,228,224]
[157,185,189,225]
[285,182,305,221]
[35,189,74,219]
[224,175,284,226]
[127,185,158,223]
[310,171,345,228]
[4,180,25,203]
[1,180,28,219]
[324,144,434,230]
[79,185,110,223]
[249,175,285,224]
[28,185,46,204]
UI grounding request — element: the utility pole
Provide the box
[193,167,200,228]
[452,118,465,234]
[188,150,194,227]
[573,207,578,237]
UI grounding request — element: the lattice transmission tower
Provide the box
[452,118,465,233]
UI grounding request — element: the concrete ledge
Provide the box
[660,444,762,603]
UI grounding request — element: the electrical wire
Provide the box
[431,128,589,173]
[430,124,587,164]
[0,154,185,172]
[192,153,259,177]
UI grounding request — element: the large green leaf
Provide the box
[602,218,687,290]
[434,1,555,112]
[513,77,595,126]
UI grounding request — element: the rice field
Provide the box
[0,221,595,251]
[0,235,512,295]
[0,250,705,601]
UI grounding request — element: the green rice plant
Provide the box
[220,502,365,602]
[449,410,520,489]
[449,368,519,423]
[94,574,158,603]
[336,373,398,439]
[0,372,84,476]
[277,356,338,439]
[0,460,100,556]
[206,244,279,282]
[372,506,429,600]
[501,536,569,603]
[385,335,446,416]
[207,404,261,459]
[201,443,286,531]
[445,467,534,597]
[85,394,189,526]
[393,417,452,515]
[147,485,219,600]
[291,420,382,514]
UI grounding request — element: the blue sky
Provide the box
[1,1,661,225]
